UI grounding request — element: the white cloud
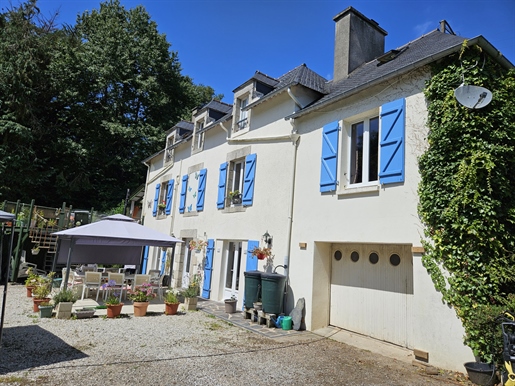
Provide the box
[414,21,434,36]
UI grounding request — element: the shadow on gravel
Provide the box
[0,325,88,374]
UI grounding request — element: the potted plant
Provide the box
[127,282,156,317]
[52,288,78,319]
[105,295,123,318]
[188,239,207,252]
[251,247,274,273]
[31,243,40,255]
[74,308,95,319]
[24,267,39,297]
[38,301,53,318]
[182,273,201,311]
[158,201,166,214]
[228,190,242,204]
[224,295,238,314]
[164,290,180,315]
[32,272,55,313]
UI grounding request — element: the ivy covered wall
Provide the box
[418,43,515,362]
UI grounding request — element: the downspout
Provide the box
[287,87,304,109]
[284,120,300,280]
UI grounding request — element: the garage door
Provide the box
[330,243,413,348]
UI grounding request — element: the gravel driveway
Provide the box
[0,284,474,385]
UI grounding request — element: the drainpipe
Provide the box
[284,121,300,280]
[287,87,304,110]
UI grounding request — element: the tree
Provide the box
[0,0,218,210]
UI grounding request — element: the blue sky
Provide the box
[9,0,515,104]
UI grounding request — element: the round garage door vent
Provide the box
[334,250,342,261]
[369,252,379,264]
[390,254,401,266]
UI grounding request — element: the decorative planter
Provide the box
[231,194,242,205]
[224,299,237,313]
[464,362,498,386]
[33,298,51,313]
[56,302,74,319]
[31,249,40,255]
[164,302,179,315]
[133,301,149,317]
[106,303,123,318]
[39,305,53,318]
[184,297,197,311]
[75,308,95,319]
[26,286,35,298]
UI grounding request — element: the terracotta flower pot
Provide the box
[26,286,35,298]
[164,302,179,315]
[133,301,149,317]
[33,298,51,313]
[106,303,123,318]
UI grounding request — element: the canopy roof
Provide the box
[0,210,15,222]
[53,214,182,266]
[53,214,182,247]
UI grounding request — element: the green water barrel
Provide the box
[261,273,287,315]
[244,271,262,309]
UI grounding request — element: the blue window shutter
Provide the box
[320,121,339,192]
[179,175,188,214]
[379,98,405,184]
[160,250,166,275]
[152,183,161,217]
[242,153,257,206]
[202,239,215,298]
[246,240,259,271]
[217,162,228,209]
[196,168,207,211]
[165,180,174,215]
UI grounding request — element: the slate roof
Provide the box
[289,30,512,119]
[246,64,328,110]
[232,70,279,92]
[195,99,233,116]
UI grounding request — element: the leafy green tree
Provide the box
[0,0,218,210]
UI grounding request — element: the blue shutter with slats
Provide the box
[217,162,228,209]
[242,154,256,206]
[165,180,174,215]
[202,239,215,298]
[152,183,161,217]
[179,175,188,214]
[160,250,166,275]
[320,121,339,192]
[379,98,405,184]
[196,169,207,211]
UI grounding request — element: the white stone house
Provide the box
[141,6,513,372]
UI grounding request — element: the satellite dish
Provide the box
[454,84,492,109]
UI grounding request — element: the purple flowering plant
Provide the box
[102,280,121,305]
[127,282,156,302]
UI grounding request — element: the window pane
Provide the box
[351,122,364,184]
[369,117,379,182]
[225,249,234,288]
[233,161,243,192]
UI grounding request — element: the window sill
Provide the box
[183,211,198,217]
[337,184,380,197]
[222,205,246,214]
[231,126,249,138]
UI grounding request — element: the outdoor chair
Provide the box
[81,271,102,301]
[132,274,151,291]
[151,274,169,300]
[148,270,160,284]
[104,272,125,302]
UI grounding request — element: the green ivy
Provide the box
[418,44,515,363]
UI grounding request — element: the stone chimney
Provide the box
[333,7,387,82]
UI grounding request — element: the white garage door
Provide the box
[330,243,413,348]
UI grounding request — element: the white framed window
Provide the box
[193,122,204,151]
[165,135,175,164]
[235,97,248,132]
[347,116,379,186]
[227,159,244,205]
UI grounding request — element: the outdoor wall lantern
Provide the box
[262,231,273,247]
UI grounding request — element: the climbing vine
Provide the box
[418,43,515,362]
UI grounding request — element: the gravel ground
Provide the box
[0,284,474,386]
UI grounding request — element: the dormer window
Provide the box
[193,122,204,151]
[235,97,248,132]
[165,135,175,164]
